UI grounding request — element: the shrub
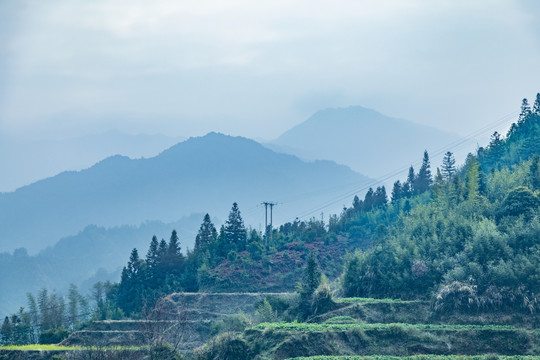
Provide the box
[433,281,479,313]
[150,343,184,360]
[39,327,69,344]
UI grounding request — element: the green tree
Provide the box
[301,253,321,296]
[363,188,375,211]
[441,151,456,179]
[297,253,322,319]
[391,180,402,202]
[195,214,217,254]
[26,293,39,341]
[519,98,532,123]
[533,93,540,115]
[530,155,540,190]
[146,236,160,269]
[432,168,446,208]
[222,203,247,252]
[373,186,388,207]
[414,150,433,193]
[166,230,185,277]
[465,156,481,201]
[501,186,540,220]
[1,317,12,344]
[67,284,83,330]
[352,195,362,211]
[405,166,415,196]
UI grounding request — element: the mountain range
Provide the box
[270,106,470,179]
[0,130,184,192]
[0,132,371,254]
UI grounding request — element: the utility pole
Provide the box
[261,201,277,245]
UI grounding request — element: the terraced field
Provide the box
[199,297,540,359]
[253,322,521,332]
[2,296,539,359]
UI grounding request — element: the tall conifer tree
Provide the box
[441,151,456,180]
[415,150,433,193]
[195,214,217,254]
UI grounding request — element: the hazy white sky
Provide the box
[1,0,539,140]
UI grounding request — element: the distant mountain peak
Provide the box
[272,105,467,178]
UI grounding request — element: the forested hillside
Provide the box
[342,95,540,313]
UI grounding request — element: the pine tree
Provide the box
[405,166,415,196]
[373,186,388,207]
[533,93,540,115]
[352,195,362,211]
[1,317,12,344]
[168,230,181,258]
[298,253,322,319]
[223,203,247,251]
[363,188,374,211]
[415,150,433,193]
[127,248,142,276]
[441,151,456,180]
[302,254,321,295]
[391,180,402,202]
[167,230,184,266]
[117,249,145,315]
[156,239,168,271]
[519,98,532,123]
[146,236,159,269]
[166,230,185,283]
[195,214,217,254]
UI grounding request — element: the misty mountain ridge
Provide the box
[0,130,184,193]
[0,213,206,317]
[271,106,472,179]
[0,132,372,254]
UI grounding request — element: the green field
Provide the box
[254,322,520,332]
[335,298,422,304]
[0,344,145,351]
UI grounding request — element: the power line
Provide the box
[282,110,519,223]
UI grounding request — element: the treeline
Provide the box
[0,285,89,345]
[108,204,267,316]
[342,94,540,313]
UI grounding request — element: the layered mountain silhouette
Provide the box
[0,214,206,317]
[270,106,468,178]
[0,132,371,254]
[0,130,184,192]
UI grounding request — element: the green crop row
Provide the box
[336,298,420,304]
[253,322,519,332]
[0,344,145,351]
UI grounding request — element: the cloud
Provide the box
[1,0,539,140]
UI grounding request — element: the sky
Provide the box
[1,0,539,141]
